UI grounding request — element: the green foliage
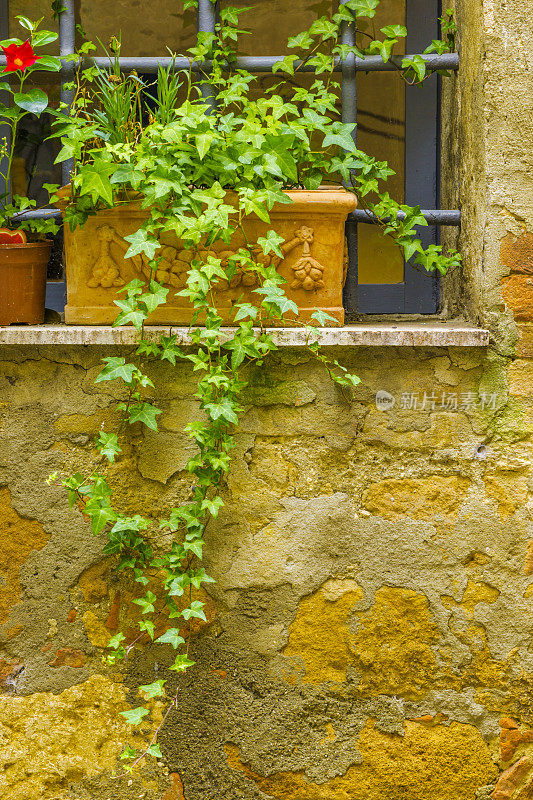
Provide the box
[52,0,460,776]
[0,16,60,235]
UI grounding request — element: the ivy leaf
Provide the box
[306,53,334,74]
[322,128,357,153]
[139,619,156,639]
[139,679,166,699]
[310,310,339,326]
[141,281,169,315]
[120,745,137,761]
[195,132,215,159]
[160,335,184,365]
[272,54,299,75]
[381,24,407,38]
[156,628,186,649]
[233,303,258,322]
[113,296,146,330]
[76,160,115,205]
[257,230,285,258]
[124,228,160,260]
[183,539,203,559]
[87,504,116,536]
[288,31,313,49]
[201,496,224,517]
[345,0,379,18]
[204,397,239,425]
[190,568,216,589]
[14,89,48,116]
[96,431,121,463]
[51,0,67,19]
[309,17,337,40]
[369,37,396,62]
[401,54,427,83]
[95,357,137,384]
[146,743,163,759]
[181,600,207,622]
[120,706,150,725]
[126,402,162,430]
[107,632,125,650]
[110,163,145,188]
[169,653,196,672]
[132,590,157,614]
[266,135,298,184]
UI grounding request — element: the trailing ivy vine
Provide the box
[49,0,460,773]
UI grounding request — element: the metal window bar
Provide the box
[1,0,460,315]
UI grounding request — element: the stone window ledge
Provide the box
[0,323,489,347]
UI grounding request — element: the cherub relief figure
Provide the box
[86,225,128,288]
[221,225,325,292]
[288,226,326,291]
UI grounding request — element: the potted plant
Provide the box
[54,43,359,326]
[54,10,459,329]
[0,16,61,326]
[49,0,461,776]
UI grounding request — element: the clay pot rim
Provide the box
[0,240,52,250]
[56,183,356,205]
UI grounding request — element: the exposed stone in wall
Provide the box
[283,578,364,684]
[0,675,133,799]
[353,587,439,698]
[225,720,497,800]
[0,486,49,625]
[362,476,470,521]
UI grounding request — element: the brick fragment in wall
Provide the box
[105,590,121,631]
[0,675,139,797]
[163,773,185,800]
[48,648,86,668]
[499,719,533,763]
[362,476,470,521]
[491,757,533,800]
[77,558,113,603]
[501,233,533,323]
[516,777,533,800]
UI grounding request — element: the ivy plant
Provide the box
[49,0,460,775]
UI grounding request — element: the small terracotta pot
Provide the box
[0,241,51,325]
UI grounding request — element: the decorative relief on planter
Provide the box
[63,187,357,326]
[86,225,128,288]
[86,223,328,295]
[289,226,326,291]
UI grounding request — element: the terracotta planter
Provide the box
[0,241,51,326]
[61,187,357,326]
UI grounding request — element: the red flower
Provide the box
[2,40,41,73]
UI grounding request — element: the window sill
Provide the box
[0,322,489,347]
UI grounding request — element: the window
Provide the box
[5,0,459,318]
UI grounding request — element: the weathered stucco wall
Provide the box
[0,339,532,800]
[441,0,533,341]
[1,0,533,798]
